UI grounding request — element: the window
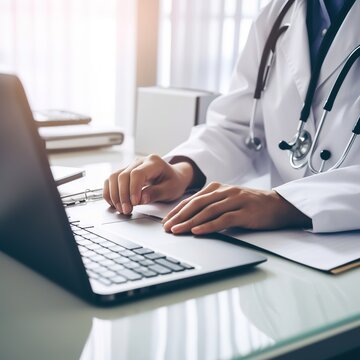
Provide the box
[0,0,136,132]
[157,0,270,93]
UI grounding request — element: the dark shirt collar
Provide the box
[306,0,347,70]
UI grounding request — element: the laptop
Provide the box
[0,74,266,305]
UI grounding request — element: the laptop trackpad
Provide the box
[99,216,265,270]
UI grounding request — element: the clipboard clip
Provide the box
[61,188,103,207]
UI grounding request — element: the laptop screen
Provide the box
[0,74,91,298]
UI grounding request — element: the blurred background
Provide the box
[0,0,269,135]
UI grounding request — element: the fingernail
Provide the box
[191,226,202,234]
[122,203,132,214]
[163,220,172,231]
[115,203,122,213]
[161,216,168,224]
[142,194,150,204]
[171,224,183,234]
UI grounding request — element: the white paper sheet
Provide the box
[223,228,360,271]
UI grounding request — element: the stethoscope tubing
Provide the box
[247,0,359,174]
[308,44,360,173]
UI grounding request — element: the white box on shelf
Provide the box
[135,87,219,156]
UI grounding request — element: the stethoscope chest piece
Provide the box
[279,129,312,168]
[291,129,312,161]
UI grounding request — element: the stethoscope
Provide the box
[245,0,360,173]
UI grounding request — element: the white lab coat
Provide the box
[165,0,360,233]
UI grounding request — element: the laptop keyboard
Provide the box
[70,222,194,286]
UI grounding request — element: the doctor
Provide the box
[104,0,360,234]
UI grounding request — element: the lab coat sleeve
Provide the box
[274,165,360,233]
[164,8,272,185]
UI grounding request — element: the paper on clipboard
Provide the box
[223,228,360,273]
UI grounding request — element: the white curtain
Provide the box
[157,0,270,94]
[0,0,137,132]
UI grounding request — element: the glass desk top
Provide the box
[1,246,359,360]
[1,146,359,359]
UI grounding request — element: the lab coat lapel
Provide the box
[280,0,311,104]
[277,0,314,179]
[317,1,360,88]
[278,0,316,144]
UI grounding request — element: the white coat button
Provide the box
[322,28,327,36]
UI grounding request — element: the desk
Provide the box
[1,143,359,360]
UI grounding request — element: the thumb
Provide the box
[140,181,182,204]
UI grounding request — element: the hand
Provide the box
[103,155,197,214]
[162,182,312,234]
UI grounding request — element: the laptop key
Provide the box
[166,256,180,264]
[119,250,136,257]
[97,277,112,286]
[145,252,166,260]
[83,250,97,258]
[87,270,100,279]
[180,262,194,270]
[148,264,172,275]
[73,229,88,236]
[139,259,155,266]
[90,254,107,262]
[105,252,124,260]
[128,254,145,262]
[135,269,158,278]
[76,239,93,246]
[114,256,131,264]
[100,240,117,248]
[118,269,143,281]
[102,270,117,278]
[86,243,102,251]
[108,263,125,272]
[94,265,109,274]
[133,248,154,255]
[85,261,101,270]
[107,244,125,252]
[95,247,112,255]
[111,275,127,284]
[99,259,116,267]
[155,258,185,272]
[123,261,141,269]
[89,230,142,250]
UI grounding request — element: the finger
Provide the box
[191,211,241,235]
[162,182,221,223]
[163,190,227,232]
[108,171,122,211]
[102,179,112,206]
[129,157,165,206]
[170,197,240,234]
[118,171,132,214]
[117,160,144,214]
[161,196,194,223]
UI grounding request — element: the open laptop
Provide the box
[0,74,266,306]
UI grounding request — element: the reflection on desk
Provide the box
[79,260,359,360]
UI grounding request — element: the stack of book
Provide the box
[34,110,124,152]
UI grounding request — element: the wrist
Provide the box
[172,161,194,190]
[169,156,206,190]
